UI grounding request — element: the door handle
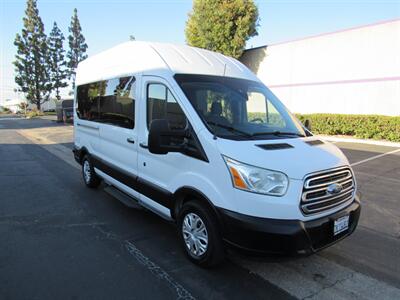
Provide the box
[77,123,99,130]
[139,143,148,149]
[126,138,135,144]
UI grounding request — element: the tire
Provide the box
[177,200,225,267]
[82,155,101,188]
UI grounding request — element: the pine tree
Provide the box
[48,22,68,100]
[14,0,52,110]
[67,8,88,87]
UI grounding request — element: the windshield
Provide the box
[174,74,307,140]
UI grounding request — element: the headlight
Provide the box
[223,156,289,196]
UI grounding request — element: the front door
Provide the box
[137,76,188,216]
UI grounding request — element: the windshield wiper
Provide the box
[251,131,305,137]
[207,121,253,137]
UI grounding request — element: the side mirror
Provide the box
[304,119,312,131]
[148,119,188,155]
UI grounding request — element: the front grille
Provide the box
[301,167,355,215]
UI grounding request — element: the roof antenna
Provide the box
[223,63,227,76]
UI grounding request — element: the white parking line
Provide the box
[351,148,400,167]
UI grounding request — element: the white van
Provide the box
[73,41,360,267]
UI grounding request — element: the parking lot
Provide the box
[1,117,399,299]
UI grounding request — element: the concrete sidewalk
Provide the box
[319,135,400,148]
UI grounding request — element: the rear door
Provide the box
[74,82,102,156]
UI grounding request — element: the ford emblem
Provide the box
[327,183,343,194]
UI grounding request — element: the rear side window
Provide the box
[147,83,186,130]
[76,76,135,129]
[99,77,135,129]
[76,82,102,121]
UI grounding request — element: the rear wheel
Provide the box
[82,155,101,188]
[177,200,225,267]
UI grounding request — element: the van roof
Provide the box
[75,41,258,85]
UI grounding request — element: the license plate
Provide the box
[334,215,349,235]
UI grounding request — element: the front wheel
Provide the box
[82,155,101,188]
[178,201,225,267]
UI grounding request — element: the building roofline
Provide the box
[243,44,267,52]
[244,18,400,52]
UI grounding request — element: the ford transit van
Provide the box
[73,41,360,267]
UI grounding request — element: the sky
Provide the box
[1,0,400,102]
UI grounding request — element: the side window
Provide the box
[147,83,187,130]
[247,92,267,123]
[267,100,286,128]
[76,82,102,121]
[99,76,135,129]
[247,91,285,127]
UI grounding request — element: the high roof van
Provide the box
[73,41,360,267]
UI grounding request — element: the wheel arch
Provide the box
[172,186,224,230]
[73,146,89,164]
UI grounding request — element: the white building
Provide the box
[2,98,57,113]
[1,98,27,113]
[240,19,400,116]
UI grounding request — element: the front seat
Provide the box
[207,102,230,126]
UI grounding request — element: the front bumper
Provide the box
[218,196,361,255]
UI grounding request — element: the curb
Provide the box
[318,135,400,148]
[0,117,25,120]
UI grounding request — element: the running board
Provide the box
[104,185,142,209]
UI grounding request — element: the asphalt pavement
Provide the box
[0,117,399,300]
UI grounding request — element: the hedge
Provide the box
[296,114,400,142]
